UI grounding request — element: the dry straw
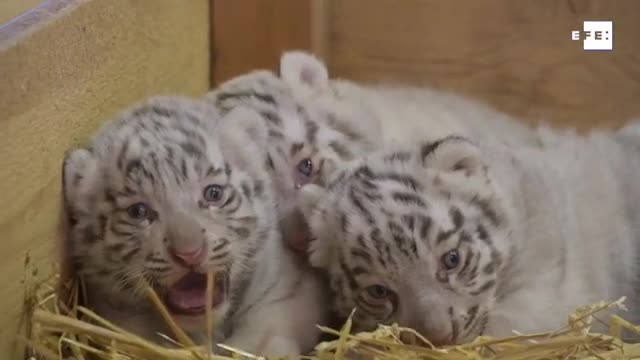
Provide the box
[19,266,640,360]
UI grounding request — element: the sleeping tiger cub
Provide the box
[298,131,640,345]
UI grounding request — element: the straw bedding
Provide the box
[19,263,640,360]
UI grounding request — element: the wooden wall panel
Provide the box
[0,0,209,356]
[211,0,312,85]
[320,0,640,130]
[0,0,43,25]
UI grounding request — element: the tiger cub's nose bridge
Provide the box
[169,243,205,266]
[165,209,206,247]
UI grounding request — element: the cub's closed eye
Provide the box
[297,158,313,177]
[127,203,151,220]
[203,184,224,203]
[360,284,397,319]
[365,284,392,300]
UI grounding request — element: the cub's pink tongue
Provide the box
[164,272,226,315]
[165,272,209,315]
[167,287,206,310]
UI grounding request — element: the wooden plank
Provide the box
[211,0,312,85]
[0,0,209,356]
[310,0,329,60]
[324,0,640,130]
[0,0,43,25]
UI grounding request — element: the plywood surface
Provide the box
[0,0,209,356]
[212,0,311,85]
[0,0,43,25]
[321,0,640,130]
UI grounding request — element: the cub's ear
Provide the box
[62,148,100,209]
[218,106,270,177]
[299,184,336,269]
[279,51,329,96]
[419,135,486,178]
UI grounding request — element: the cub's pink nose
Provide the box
[170,245,205,267]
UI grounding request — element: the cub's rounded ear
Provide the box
[62,148,99,207]
[419,135,486,178]
[279,50,329,96]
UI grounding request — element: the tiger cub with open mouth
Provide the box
[62,96,326,356]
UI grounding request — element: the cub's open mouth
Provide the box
[164,272,226,316]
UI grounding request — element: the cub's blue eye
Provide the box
[442,249,460,270]
[366,284,391,299]
[297,158,313,177]
[203,184,224,202]
[127,203,149,220]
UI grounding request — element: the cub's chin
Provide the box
[162,271,229,332]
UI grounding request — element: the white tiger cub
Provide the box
[206,69,382,251]
[62,96,326,356]
[205,50,540,251]
[299,132,640,345]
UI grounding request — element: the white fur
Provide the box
[301,129,640,343]
[280,51,330,97]
[279,51,539,148]
[483,129,640,338]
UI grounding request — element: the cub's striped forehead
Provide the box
[208,70,290,115]
[320,140,506,264]
[208,70,377,160]
[88,97,226,183]
[326,152,416,191]
[325,136,483,195]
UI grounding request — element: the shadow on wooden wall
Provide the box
[212,0,640,130]
[211,0,312,85]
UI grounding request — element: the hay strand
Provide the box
[20,268,640,360]
[144,285,197,349]
[206,269,215,359]
[32,309,169,356]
